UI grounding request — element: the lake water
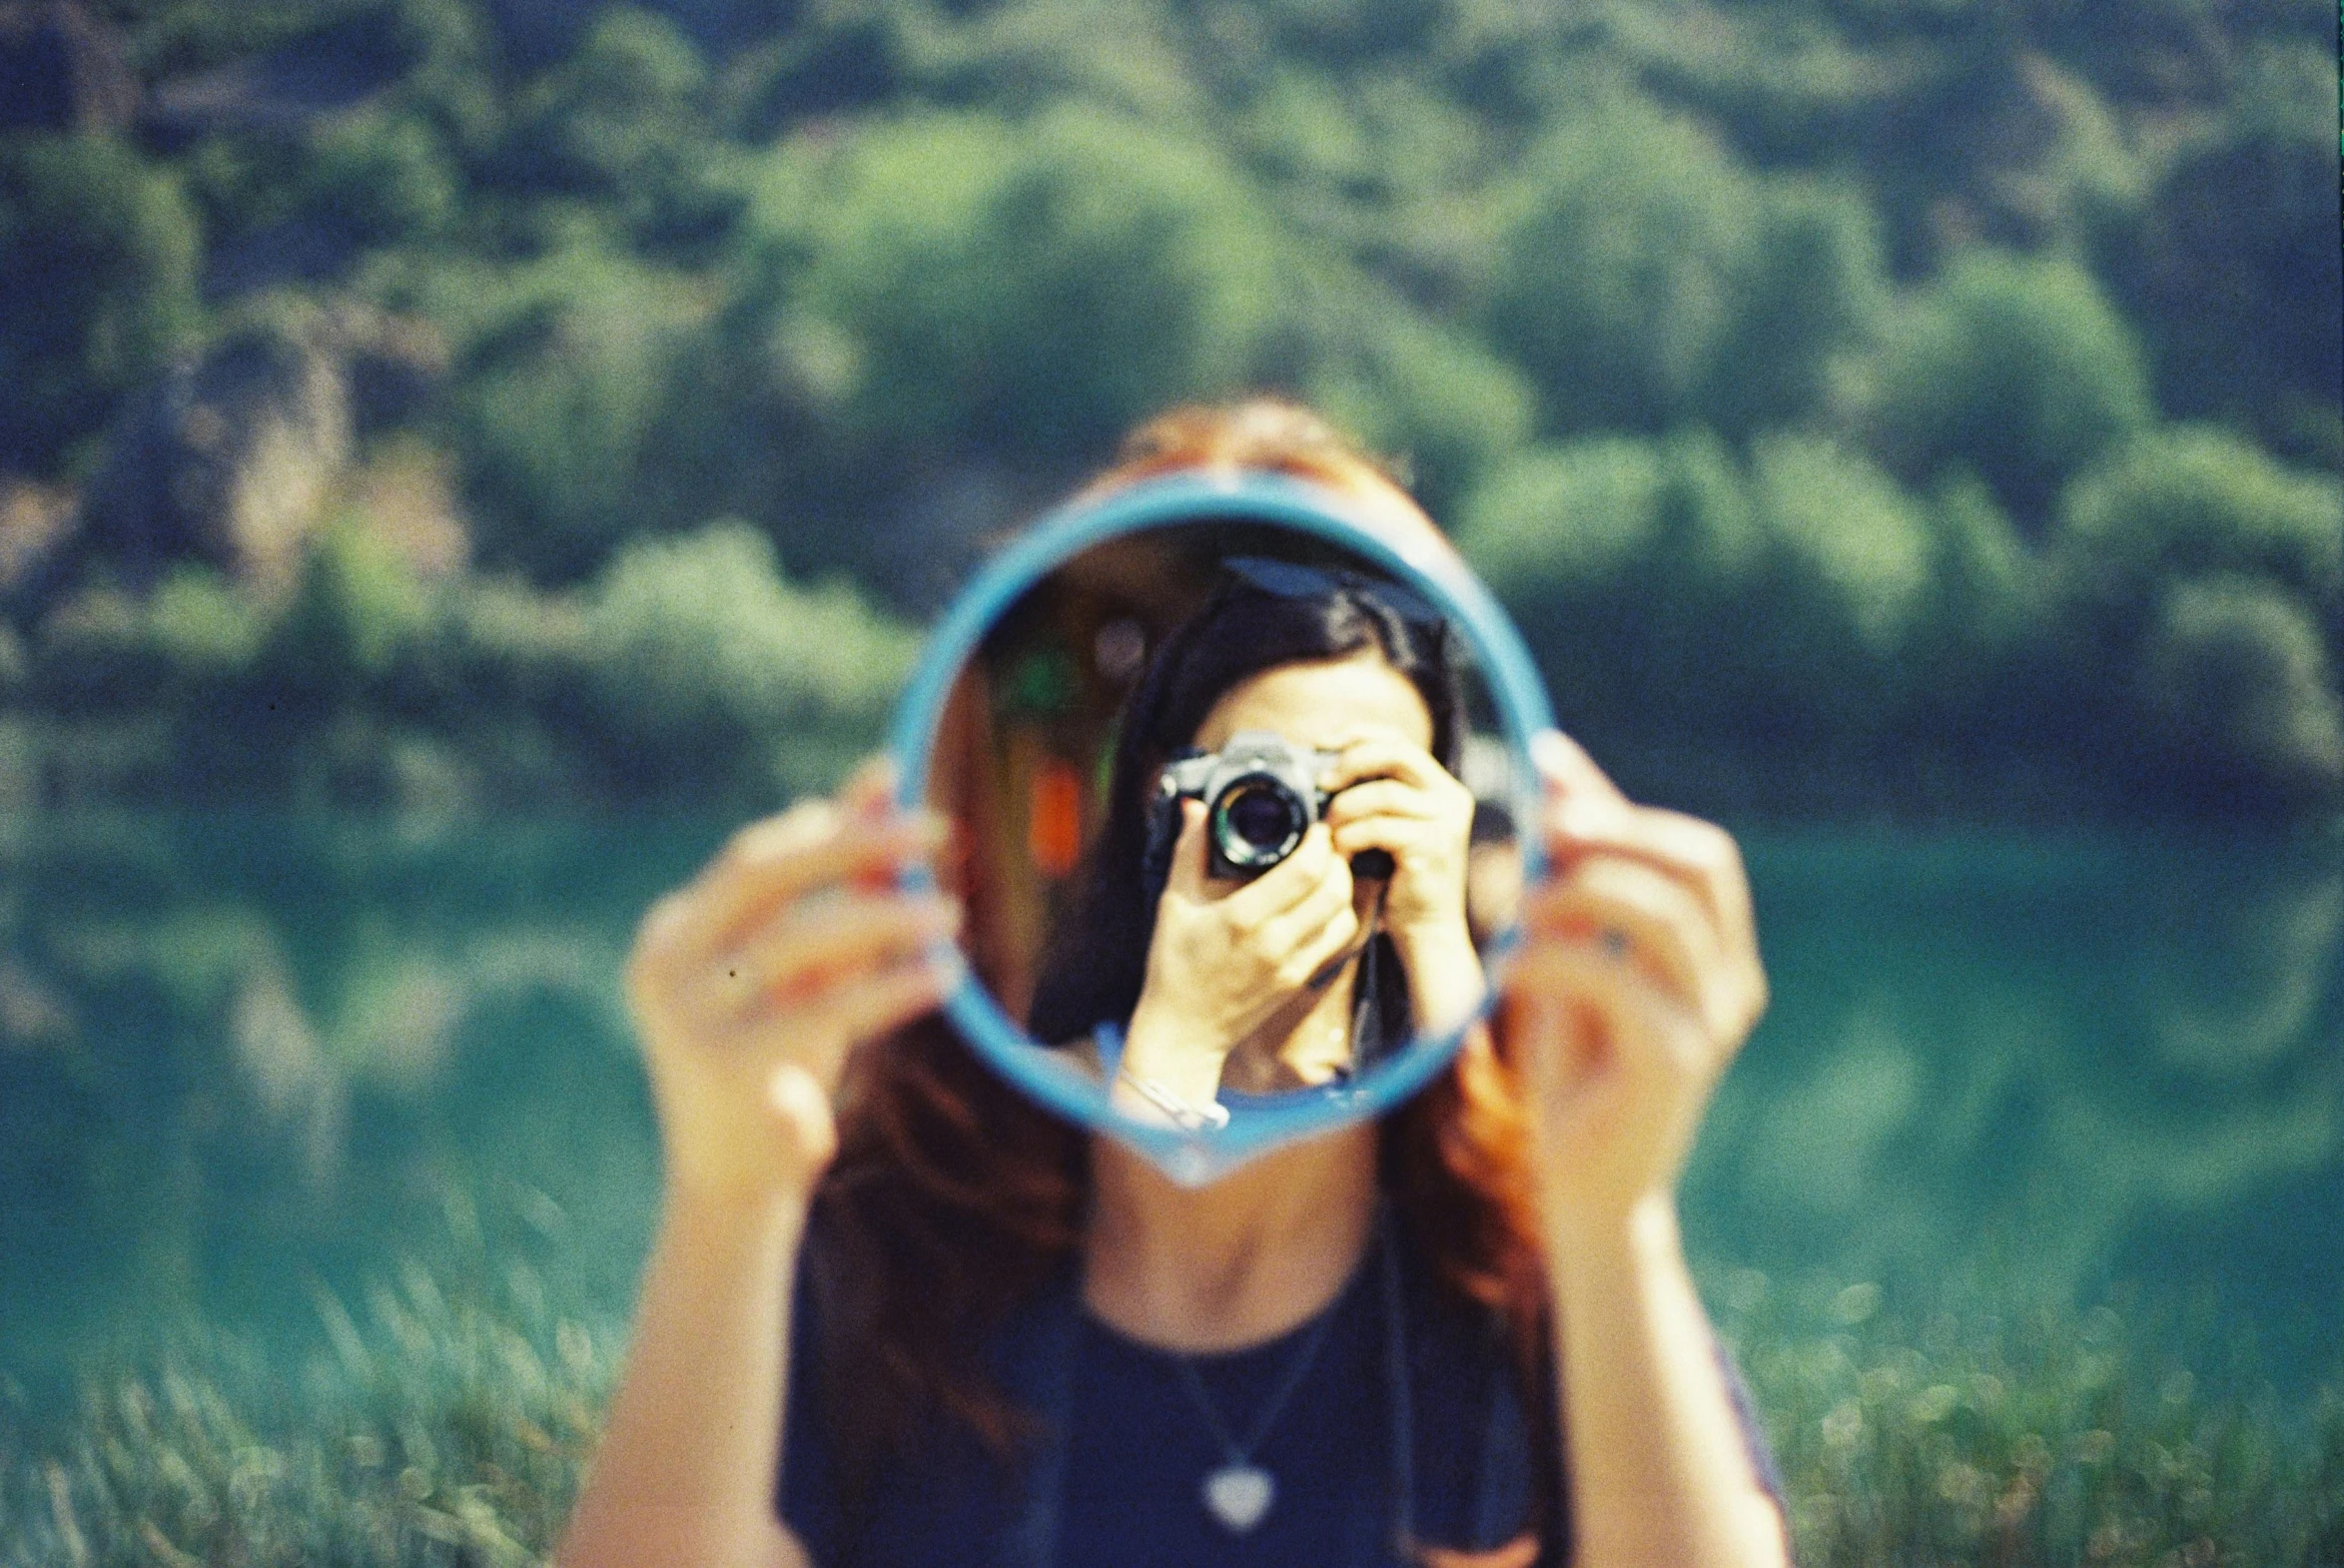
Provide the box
[2,813,2338,1419]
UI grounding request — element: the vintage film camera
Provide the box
[1141,731,1394,901]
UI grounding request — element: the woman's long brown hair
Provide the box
[804,399,1554,1541]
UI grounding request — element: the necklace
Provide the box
[1167,1274,1346,1534]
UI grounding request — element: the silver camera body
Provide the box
[1143,730,1391,897]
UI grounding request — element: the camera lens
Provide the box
[1213,779,1304,869]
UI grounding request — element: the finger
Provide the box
[814,954,958,1056]
[1525,856,1723,1031]
[739,953,956,1087]
[1255,851,1358,959]
[721,890,961,1015]
[1321,735,1451,793]
[1531,730,1629,807]
[764,1062,840,1171]
[1548,802,1760,974]
[1164,798,1211,900]
[1222,822,1339,922]
[1328,812,1430,863]
[667,806,946,965]
[1324,778,1442,826]
[1285,898,1364,990]
[1507,937,1709,1090]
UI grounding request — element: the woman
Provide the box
[558,401,1789,1568]
[1032,548,1486,1117]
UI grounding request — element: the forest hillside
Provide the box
[1,0,2337,819]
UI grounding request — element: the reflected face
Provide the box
[1192,648,1434,758]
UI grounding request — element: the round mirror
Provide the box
[890,471,1554,1183]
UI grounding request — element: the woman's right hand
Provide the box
[1121,798,1359,1105]
[623,760,961,1214]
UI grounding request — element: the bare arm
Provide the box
[557,764,957,1568]
[558,1194,809,1568]
[1509,732,1788,1568]
[1548,1198,1786,1567]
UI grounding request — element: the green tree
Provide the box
[1458,428,2042,803]
[772,106,1284,464]
[2136,576,2344,813]
[0,134,201,475]
[2053,428,2343,814]
[1483,94,1758,435]
[2095,40,2342,470]
[1281,262,1536,517]
[1454,430,1761,761]
[261,523,435,707]
[577,521,916,799]
[1482,92,1885,441]
[300,111,459,251]
[443,246,705,583]
[494,7,742,258]
[2055,426,2343,624]
[1695,179,1886,440]
[1868,250,2154,524]
[666,101,1292,587]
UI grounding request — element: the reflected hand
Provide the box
[1506,732,1769,1234]
[1320,730,1480,1030]
[624,760,959,1211]
[1122,799,1359,1107]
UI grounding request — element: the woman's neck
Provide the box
[1081,1124,1379,1353]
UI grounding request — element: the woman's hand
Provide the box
[1506,732,1769,1235]
[1320,731,1475,943]
[624,760,960,1213]
[1320,729,1481,1031]
[1121,799,1360,1105]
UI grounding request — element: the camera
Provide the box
[1141,731,1394,898]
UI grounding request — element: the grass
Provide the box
[4,1266,2338,1567]
[0,1258,615,1568]
[1727,1281,2344,1567]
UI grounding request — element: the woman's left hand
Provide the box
[1507,731,1769,1236]
[1320,730,1477,955]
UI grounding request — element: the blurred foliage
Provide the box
[1868,251,2154,524]
[0,0,2332,817]
[750,106,1284,473]
[0,134,201,477]
[432,243,707,582]
[0,1252,612,1568]
[576,521,918,796]
[3,1252,2337,1566]
[12,519,913,811]
[1734,1290,2344,1568]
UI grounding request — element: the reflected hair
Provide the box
[1026,570,1463,1054]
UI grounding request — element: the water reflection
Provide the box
[0,815,687,1407]
[1687,832,2344,1384]
[2,816,2337,1410]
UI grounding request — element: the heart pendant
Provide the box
[1201,1464,1275,1532]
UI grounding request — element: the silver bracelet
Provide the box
[1117,1068,1230,1131]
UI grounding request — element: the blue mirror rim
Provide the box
[888,469,1556,1185]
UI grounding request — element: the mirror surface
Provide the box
[892,477,1552,1181]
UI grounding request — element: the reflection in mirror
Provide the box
[920,519,1526,1132]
